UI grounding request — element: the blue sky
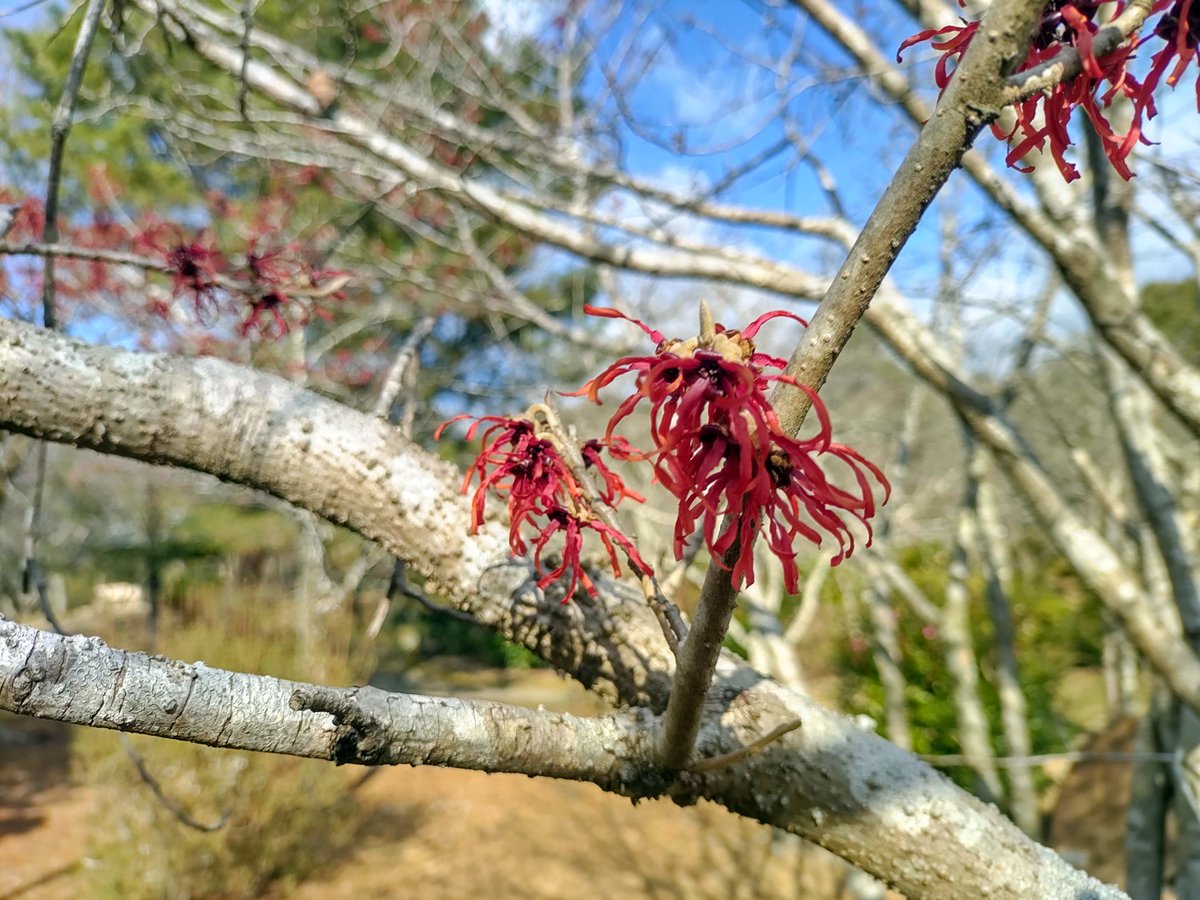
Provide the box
[507,0,1200,370]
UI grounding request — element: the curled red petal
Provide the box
[741,308,809,340]
[896,24,967,63]
[583,304,665,344]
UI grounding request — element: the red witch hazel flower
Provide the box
[581,439,644,505]
[436,409,650,602]
[1146,0,1200,109]
[573,303,889,594]
[898,1,1199,182]
[238,241,349,338]
[134,223,226,321]
[443,303,886,603]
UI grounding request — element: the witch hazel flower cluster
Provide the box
[445,303,888,602]
[436,409,650,601]
[133,221,349,337]
[898,1,1200,182]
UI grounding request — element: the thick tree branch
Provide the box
[773,0,1052,432]
[662,0,1054,775]
[659,542,741,770]
[0,317,1123,899]
[0,616,656,784]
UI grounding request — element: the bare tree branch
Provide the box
[661,0,1054,776]
[40,0,106,330]
[0,316,1124,899]
[797,0,1200,439]
[0,616,656,782]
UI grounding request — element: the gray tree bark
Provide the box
[0,317,1125,900]
[1126,688,1174,900]
[976,462,1039,836]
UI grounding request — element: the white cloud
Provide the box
[479,0,557,56]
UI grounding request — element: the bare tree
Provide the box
[6,0,1200,896]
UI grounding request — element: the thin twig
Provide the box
[387,559,477,624]
[688,719,803,774]
[2,240,173,269]
[40,0,106,330]
[532,399,686,654]
[1,240,350,301]
[372,313,439,421]
[366,316,442,637]
[659,529,703,603]
[236,0,259,120]
[362,594,390,641]
[119,734,232,832]
[21,448,65,635]
[0,0,50,19]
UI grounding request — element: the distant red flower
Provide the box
[237,244,348,337]
[245,239,302,286]
[240,290,291,337]
[575,304,889,591]
[135,224,226,320]
[5,197,46,241]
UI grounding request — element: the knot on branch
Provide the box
[290,686,389,766]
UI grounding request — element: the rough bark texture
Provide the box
[0,318,1125,899]
[0,617,656,782]
[1125,689,1173,900]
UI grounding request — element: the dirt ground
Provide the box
[0,716,89,900]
